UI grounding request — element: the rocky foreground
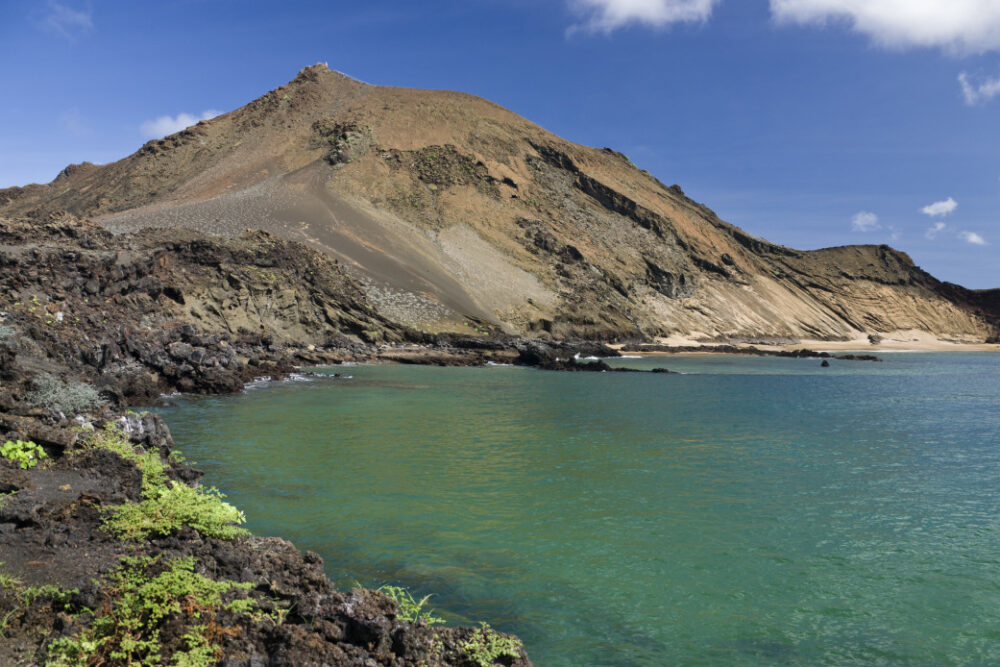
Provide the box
[0,215,536,666]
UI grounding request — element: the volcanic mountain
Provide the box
[3,64,997,342]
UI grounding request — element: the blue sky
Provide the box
[1,0,997,288]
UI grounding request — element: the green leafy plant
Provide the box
[1,440,48,469]
[104,482,248,541]
[378,585,445,626]
[460,623,523,667]
[45,556,255,667]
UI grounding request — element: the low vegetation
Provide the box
[0,564,77,641]
[377,585,445,626]
[45,555,255,667]
[460,623,524,667]
[1,439,48,469]
[82,423,247,541]
[104,483,247,541]
[27,373,104,416]
[84,423,168,497]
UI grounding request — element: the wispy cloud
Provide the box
[568,0,719,33]
[959,231,988,246]
[59,108,90,137]
[851,210,879,232]
[958,71,1000,105]
[140,110,221,140]
[770,0,1000,54]
[925,222,947,240]
[920,197,957,217]
[41,2,93,40]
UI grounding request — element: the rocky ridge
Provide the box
[2,64,998,343]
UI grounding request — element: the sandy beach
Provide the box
[614,330,1000,355]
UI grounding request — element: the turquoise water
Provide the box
[156,353,1000,665]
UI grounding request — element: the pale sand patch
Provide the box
[611,329,999,355]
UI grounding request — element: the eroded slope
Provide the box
[3,64,996,342]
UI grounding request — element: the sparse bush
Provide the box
[460,623,524,667]
[84,423,167,497]
[27,373,104,416]
[0,325,14,342]
[44,556,254,667]
[104,482,248,541]
[0,566,21,590]
[0,569,77,641]
[0,440,48,469]
[378,585,445,626]
[83,423,247,542]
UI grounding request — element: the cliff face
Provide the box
[3,64,997,342]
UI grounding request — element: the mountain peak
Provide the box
[1,71,996,342]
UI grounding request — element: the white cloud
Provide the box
[920,197,957,217]
[959,231,988,245]
[958,71,1000,105]
[140,110,221,140]
[770,0,1000,54]
[59,108,89,137]
[925,221,947,240]
[851,210,879,232]
[41,2,92,39]
[568,0,719,33]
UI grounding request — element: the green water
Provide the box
[156,353,1000,665]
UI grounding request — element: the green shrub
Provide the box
[45,556,254,667]
[83,424,247,542]
[0,440,48,469]
[104,483,248,541]
[27,373,104,416]
[460,623,523,667]
[378,585,445,626]
[84,423,167,497]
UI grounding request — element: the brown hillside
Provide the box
[3,64,997,342]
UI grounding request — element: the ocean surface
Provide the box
[155,353,1000,665]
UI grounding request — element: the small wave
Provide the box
[243,376,273,391]
[485,361,512,367]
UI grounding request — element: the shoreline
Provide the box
[612,330,1000,356]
